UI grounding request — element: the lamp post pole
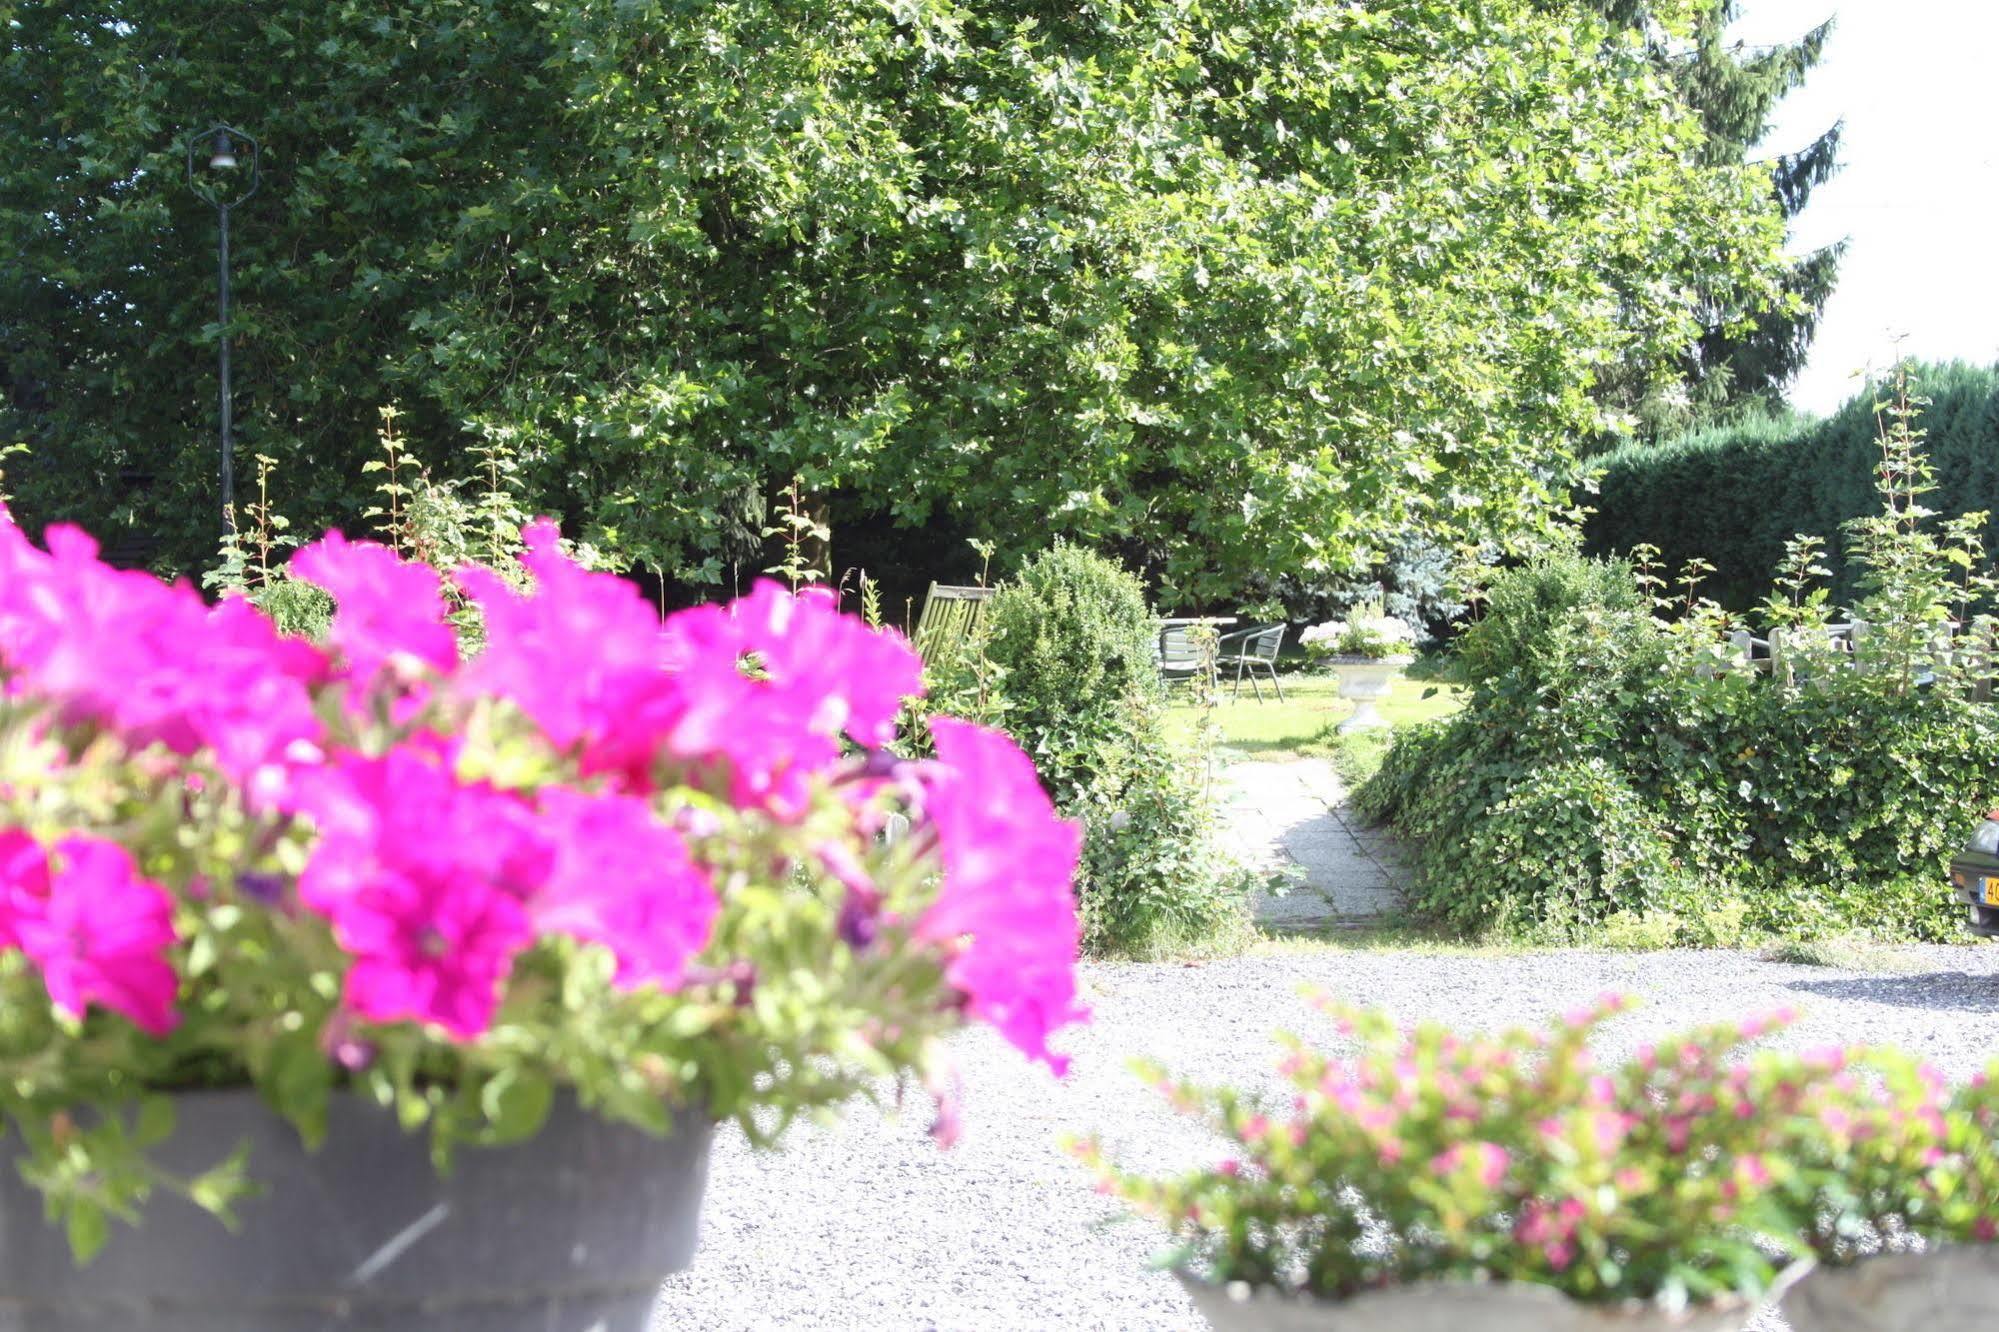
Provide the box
[187,125,259,536]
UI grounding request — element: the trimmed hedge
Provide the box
[1586,361,1999,609]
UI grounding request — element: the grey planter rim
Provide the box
[1778,1243,1999,1329]
[0,1084,715,1332]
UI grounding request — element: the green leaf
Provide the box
[65,1201,109,1265]
[477,1069,555,1146]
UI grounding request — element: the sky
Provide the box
[1731,0,1999,416]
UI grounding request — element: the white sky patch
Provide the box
[1732,0,1999,414]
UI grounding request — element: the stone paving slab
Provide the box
[1215,757,1411,929]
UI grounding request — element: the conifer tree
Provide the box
[1591,0,1843,430]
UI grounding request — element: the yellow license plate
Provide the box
[1984,878,1999,907]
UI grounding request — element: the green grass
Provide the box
[1168,668,1463,780]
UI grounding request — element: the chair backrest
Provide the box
[1158,625,1206,669]
[1242,625,1285,663]
[912,583,996,664]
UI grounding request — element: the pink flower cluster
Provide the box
[0,830,178,1036]
[293,744,720,1038]
[0,520,326,789]
[455,522,924,809]
[0,506,1084,1068]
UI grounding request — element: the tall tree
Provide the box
[1591,0,1844,430]
[1,0,1788,603]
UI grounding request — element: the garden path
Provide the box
[1214,757,1410,928]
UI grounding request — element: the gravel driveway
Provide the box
[650,945,1999,1332]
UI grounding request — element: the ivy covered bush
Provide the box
[978,547,1250,958]
[1361,379,1999,942]
[1370,666,1988,941]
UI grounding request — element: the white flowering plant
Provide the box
[1299,605,1418,662]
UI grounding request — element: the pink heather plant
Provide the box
[1076,998,1911,1309]
[1780,1047,1999,1259]
[0,505,1084,1257]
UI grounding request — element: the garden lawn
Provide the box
[1168,670,1462,780]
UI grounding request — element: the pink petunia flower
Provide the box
[530,787,718,991]
[290,532,458,682]
[295,746,548,1039]
[654,581,925,811]
[0,524,325,784]
[4,834,180,1036]
[455,520,670,770]
[451,523,924,808]
[331,864,533,1041]
[0,828,50,950]
[915,717,1085,1072]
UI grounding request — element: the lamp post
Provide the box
[186,124,259,535]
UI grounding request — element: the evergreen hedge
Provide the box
[1586,362,1999,608]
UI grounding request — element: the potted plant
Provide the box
[0,511,1085,1330]
[1298,605,1417,732]
[1076,996,1827,1331]
[1779,1054,1999,1330]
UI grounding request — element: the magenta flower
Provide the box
[0,524,325,784]
[459,524,923,810]
[654,581,924,811]
[0,828,50,950]
[531,788,718,991]
[329,865,532,1041]
[4,834,180,1036]
[296,747,547,1039]
[916,716,1085,1072]
[456,520,673,772]
[290,532,458,682]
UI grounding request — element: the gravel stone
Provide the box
[650,945,1999,1331]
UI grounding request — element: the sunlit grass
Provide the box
[1168,668,1463,777]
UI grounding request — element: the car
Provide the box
[1950,810,1999,937]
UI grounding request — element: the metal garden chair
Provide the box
[1156,624,1215,692]
[1218,624,1287,702]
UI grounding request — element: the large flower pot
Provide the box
[1780,1247,1999,1331]
[1329,655,1414,733]
[0,1090,713,1332]
[1180,1269,1805,1332]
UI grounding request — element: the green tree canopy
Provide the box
[2,0,1787,603]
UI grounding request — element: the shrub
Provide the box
[980,546,1249,956]
[1362,563,1989,943]
[1364,423,1997,946]
[1067,693,1256,959]
[980,545,1162,798]
[1451,547,1664,701]
[1457,758,1675,935]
